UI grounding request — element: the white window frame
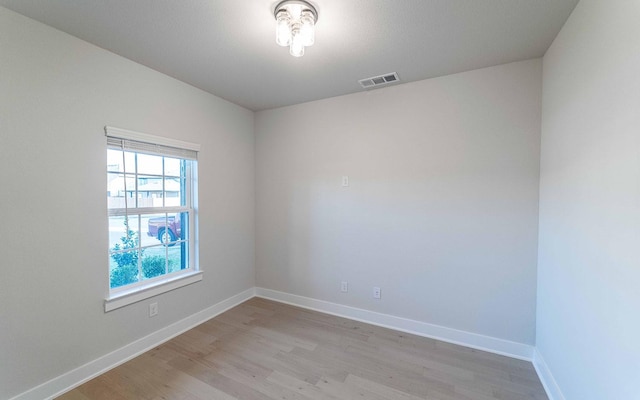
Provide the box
[104,126,201,312]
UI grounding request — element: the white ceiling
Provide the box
[0,0,579,111]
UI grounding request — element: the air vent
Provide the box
[358,72,400,89]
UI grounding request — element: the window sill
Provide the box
[105,271,203,312]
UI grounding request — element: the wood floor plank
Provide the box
[57,298,547,400]
[314,375,393,400]
[129,353,238,400]
[344,374,428,400]
[56,391,92,400]
[267,371,345,400]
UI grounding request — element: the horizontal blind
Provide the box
[105,126,199,160]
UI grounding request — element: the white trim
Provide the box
[10,288,256,400]
[107,206,191,217]
[533,348,566,400]
[255,287,535,361]
[105,271,203,312]
[105,126,201,152]
[12,287,548,400]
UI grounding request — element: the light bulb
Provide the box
[289,24,304,57]
[287,4,302,20]
[275,10,291,47]
[300,10,315,46]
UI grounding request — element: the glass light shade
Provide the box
[274,1,317,57]
[289,25,305,57]
[300,10,315,46]
[275,11,291,46]
[287,4,303,20]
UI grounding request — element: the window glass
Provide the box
[137,153,163,176]
[107,141,196,292]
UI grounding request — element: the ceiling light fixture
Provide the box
[274,0,318,57]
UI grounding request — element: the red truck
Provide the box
[147,214,181,246]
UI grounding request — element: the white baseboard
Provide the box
[255,287,534,361]
[10,288,256,400]
[13,287,555,400]
[533,348,566,400]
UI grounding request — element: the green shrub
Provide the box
[109,220,145,288]
[110,264,138,288]
[168,257,180,273]
[111,228,141,269]
[142,256,166,279]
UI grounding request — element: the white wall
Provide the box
[0,7,255,399]
[537,1,640,399]
[255,59,542,345]
[14,1,639,397]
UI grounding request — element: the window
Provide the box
[105,127,200,311]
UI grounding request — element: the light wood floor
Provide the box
[58,298,548,400]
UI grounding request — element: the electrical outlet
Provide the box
[149,302,158,317]
[373,287,381,299]
[342,176,349,187]
[341,281,348,292]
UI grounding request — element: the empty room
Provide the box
[0,1,638,399]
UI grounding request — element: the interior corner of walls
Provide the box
[532,348,567,400]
